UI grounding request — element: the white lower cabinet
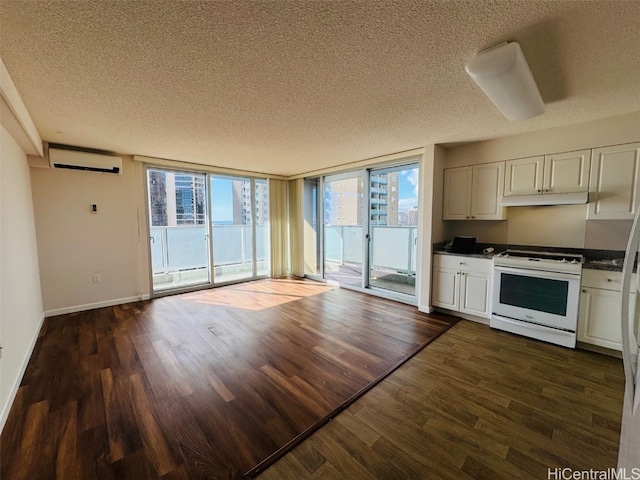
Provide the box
[432,254,492,319]
[578,269,636,351]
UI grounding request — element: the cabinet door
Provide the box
[543,149,591,194]
[504,156,545,196]
[578,288,635,351]
[588,142,640,220]
[471,162,507,220]
[443,166,472,220]
[459,271,491,318]
[432,267,459,310]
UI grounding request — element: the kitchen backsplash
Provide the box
[444,204,633,251]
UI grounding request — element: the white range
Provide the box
[491,249,584,348]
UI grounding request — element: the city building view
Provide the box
[324,170,417,227]
[148,170,206,226]
[320,166,419,295]
[147,169,270,291]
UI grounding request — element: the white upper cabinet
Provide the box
[443,162,507,220]
[443,166,472,220]
[505,150,591,199]
[471,162,507,220]
[504,156,545,196]
[587,142,640,220]
[544,150,591,194]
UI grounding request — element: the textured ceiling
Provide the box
[1,1,639,176]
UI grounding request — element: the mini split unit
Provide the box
[48,144,122,174]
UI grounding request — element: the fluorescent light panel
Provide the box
[465,42,545,121]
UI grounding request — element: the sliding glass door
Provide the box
[323,172,364,287]
[147,168,269,294]
[148,168,210,292]
[209,175,270,283]
[368,164,418,296]
[303,178,321,277]
[304,159,419,299]
[255,178,270,277]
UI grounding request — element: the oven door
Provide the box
[492,265,581,331]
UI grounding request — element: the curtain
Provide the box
[269,179,289,277]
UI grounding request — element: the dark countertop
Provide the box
[433,242,632,272]
[433,250,494,260]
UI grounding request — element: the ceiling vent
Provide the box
[48,144,122,174]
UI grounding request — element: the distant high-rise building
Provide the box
[325,173,405,226]
[148,170,205,226]
[399,207,418,226]
[148,170,168,226]
[325,177,364,226]
[174,174,206,225]
[232,179,269,225]
[370,172,399,226]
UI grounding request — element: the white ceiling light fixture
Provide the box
[465,42,545,121]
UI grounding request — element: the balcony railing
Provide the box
[324,225,417,274]
[150,225,269,276]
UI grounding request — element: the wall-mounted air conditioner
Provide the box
[48,144,122,174]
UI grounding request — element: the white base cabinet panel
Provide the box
[578,269,637,351]
[432,254,492,319]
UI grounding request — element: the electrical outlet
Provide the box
[93,273,101,283]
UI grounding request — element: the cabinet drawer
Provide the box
[581,269,636,291]
[434,254,492,274]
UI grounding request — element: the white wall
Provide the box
[417,145,446,313]
[30,156,147,315]
[442,112,640,250]
[0,125,44,431]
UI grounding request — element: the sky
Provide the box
[398,167,419,212]
[210,177,233,224]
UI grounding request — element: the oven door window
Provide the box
[499,273,568,316]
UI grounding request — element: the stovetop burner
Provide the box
[496,249,583,262]
[494,249,584,273]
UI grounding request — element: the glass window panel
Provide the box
[368,163,418,296]
[255,178,270,277]
[303,179,320,277]
[323,173,363,287]
[210,175,254,283]
[147,168,210,293]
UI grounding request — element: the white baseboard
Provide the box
[44,295,149,317]
[0,311,45,434]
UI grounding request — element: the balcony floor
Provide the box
[324,262,415,296]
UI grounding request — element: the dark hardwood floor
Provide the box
[258,320,626,479]
[0,278,456,479]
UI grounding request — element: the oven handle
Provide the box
[493,265,581,281]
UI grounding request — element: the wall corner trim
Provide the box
[0,57,43,156]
